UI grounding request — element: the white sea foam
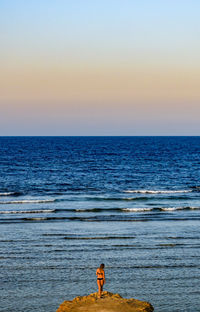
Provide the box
[0,209,55,214]
[0,199,56,204]
[123,206,200,212]
[0,192,16,196]
[122,207,153,212]
[161,207,179,211]
[161,206,199,211]
[123,190,191,194]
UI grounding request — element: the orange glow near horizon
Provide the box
[0,1,200,135]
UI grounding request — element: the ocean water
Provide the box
[0,136,200,312]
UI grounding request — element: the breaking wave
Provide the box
[123,206,200,212]
[86,196,148,201]
[0,199,56,204]
[122,208,153,212]
[0,192,21,196]
[123,190,191,194]
[0,209,55,214]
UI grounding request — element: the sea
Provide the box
[0,136,200,312]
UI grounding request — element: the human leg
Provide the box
[97,279,102,298]
[100,279,104,292]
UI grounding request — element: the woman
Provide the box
[96,263,105,298]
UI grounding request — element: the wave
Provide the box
[0,192,22,196]
[0,195,191,205]
[73,206,200,213]
[122,208,153,212]
[1,213,200,223]
[1,204,199,215]
[86,196,148,201]
[122,206,200,212]
[23,217,49,221]
[0,199,56,205]
[123,189,191,194]
[0,209,55,214]
[63,236,135,240]
[159,206,198,211]
[74,208,121,213]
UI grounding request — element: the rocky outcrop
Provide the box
[56,291,154,312]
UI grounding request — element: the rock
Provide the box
[56,291,154,312]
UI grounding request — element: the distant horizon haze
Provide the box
[0,0,200,135]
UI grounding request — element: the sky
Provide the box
[0,0,200,135]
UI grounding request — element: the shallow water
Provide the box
[0,137,200,312]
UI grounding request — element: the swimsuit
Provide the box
[97,271,104,281]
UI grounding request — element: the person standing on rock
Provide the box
[96,263,106,298]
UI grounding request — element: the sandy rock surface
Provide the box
[56,291,154,312]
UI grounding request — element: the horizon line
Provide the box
[1,135,200,138]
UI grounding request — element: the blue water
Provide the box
[0,136,200,312]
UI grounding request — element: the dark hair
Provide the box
[100,263,105,269]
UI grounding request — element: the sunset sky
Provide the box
[0,0,200,135]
